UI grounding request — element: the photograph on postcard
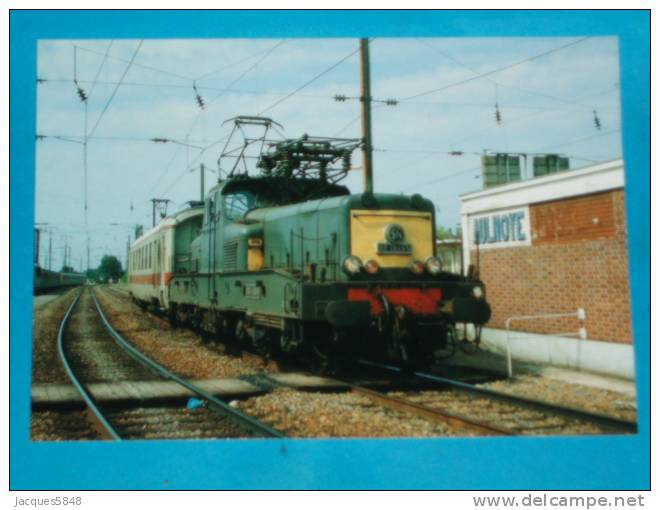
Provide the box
[30,36,637,441]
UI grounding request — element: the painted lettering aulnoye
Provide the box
[469,207,531,249]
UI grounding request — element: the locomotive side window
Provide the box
[224,190,256,221]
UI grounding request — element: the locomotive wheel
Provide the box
[221,316,242,356]
[167,305,181,328]
[252,326,279,361]
[309,329,349,375]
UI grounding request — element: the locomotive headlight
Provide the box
[363,259,380,274]
[425,256,443,275]
[473,286,484,298]
[342,255,363,275]
[409,259,425,275]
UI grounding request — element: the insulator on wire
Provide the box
[193,82,205,110]
[449,151,464,156]
[593,109,602,130]
[384,98,398,106]
[334,94,348,102]
[495,103,502,125]
[76,85,88,103]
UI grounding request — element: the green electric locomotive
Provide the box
[131,117,491,371]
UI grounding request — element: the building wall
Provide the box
[461,159,632,347]
[470,188,631,344]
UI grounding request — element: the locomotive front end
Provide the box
[328,193,491,366]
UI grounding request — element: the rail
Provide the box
[91,290,285,438]
[57,290,122,440]
[359,359,637,434]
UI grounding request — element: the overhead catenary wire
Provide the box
[75,43,192,82]
[36,77,620,114]
[157,133,232,198]
[401,37,591,102]
[415,38,601,112]
[168,40,286,159]
[87,40,143,139]
[194,45,289,82]
[257,45,361,116]
[88,40,114,98]
[36,133,215,144]
[149,41,286,198]
[42,38,621,245]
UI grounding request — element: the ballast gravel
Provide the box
[94,286,279,379]
[480,375,637,423]
[238,388,471,438]
[31,288,79,384]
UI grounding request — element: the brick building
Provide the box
[460,159,634,378]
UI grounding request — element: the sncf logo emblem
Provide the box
[385,224,405,243]
[379,224,412,255]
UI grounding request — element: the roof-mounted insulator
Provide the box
[334,94,348,102]
[593,109,601,130]
[495,103,502,125]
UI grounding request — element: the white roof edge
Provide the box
[461,158,623,200]
[131,206,203,248]
[460,158,624,215]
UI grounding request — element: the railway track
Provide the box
[358,360,637,436]
[53,287,634,439]
[56,286,285,440]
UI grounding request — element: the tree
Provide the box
[85,268,100,281]
[98,255,123,282]
[435,225,463,240]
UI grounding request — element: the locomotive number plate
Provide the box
[377,242,412,255]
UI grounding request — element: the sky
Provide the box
[34,36,622,271]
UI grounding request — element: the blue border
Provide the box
[10,10,650,489]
